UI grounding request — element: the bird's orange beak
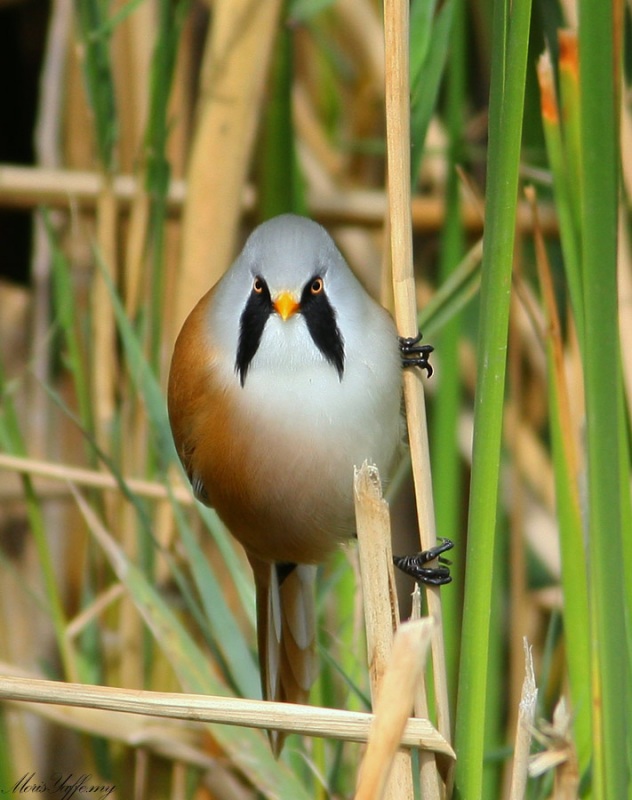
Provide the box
[273,291,300,321]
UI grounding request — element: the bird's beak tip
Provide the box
[273,291,300,321]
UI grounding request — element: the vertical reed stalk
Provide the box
[453,0,532,795]
[383,3,451,792]
[527,184,592,772]
[578,1,630,796]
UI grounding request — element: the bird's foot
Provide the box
[393,538,454,585]
[399,331,434,377]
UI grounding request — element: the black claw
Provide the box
[399,331,434,377]
[393,538,454,586]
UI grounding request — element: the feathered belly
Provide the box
[194,369,400,565]
[200,415,359,563]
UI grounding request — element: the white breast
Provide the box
[231,310,402,527]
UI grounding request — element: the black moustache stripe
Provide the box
[235,282,273,386]
[235,276,346,385]
[300,278,345,379]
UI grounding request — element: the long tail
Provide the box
[250,557,318,755]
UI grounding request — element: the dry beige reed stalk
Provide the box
[0,164,186,209]
[0,453,193,504]
[508,639,538,800]
[355,619,435,800]
[0,674,452,755]
[382,1,452,794]
[0,164,558,233]
[0,664,213,769]
[353,463,400,690]
[409,588,448,799]
[354,462,415,799]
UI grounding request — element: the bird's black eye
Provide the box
[310,277,324,295]
[253,276,265,294]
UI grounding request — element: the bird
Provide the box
[167,213,449,753]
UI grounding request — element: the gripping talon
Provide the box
[399,331,434,377]
[393,538,454,586]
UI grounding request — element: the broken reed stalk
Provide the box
[355,619,435,800]
[0,674,453,755]
[354,462,415,800]
[383,0,452,781]
[508,639,537,800]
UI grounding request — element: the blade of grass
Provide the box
[557,30,583,251]
[94,247,176,467]
[430,0,468,714]
[536,47,584,346]
[526,184,592,775]
[74,0,118,171]
[0,711,13,789]
[46,212,94,439]
[577,2,630,796]
[169,497,260,699]
[409,0,456,183]
[453,0,532,795]
[0,365,77,682]
[288,0,335,22]
[409,0,436,83]
[143,0,190,368]
[417,238,482,337]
